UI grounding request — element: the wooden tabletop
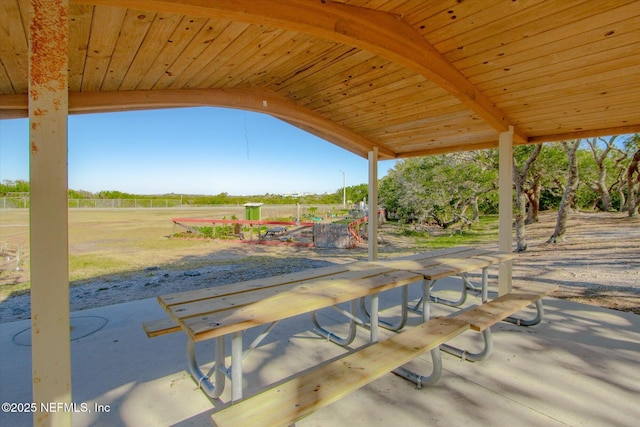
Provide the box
[373,247,516,280]
[161,265,422,342]
[158,247,514,342]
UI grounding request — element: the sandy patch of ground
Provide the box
[508,211,640,314]
[1,210,638,323]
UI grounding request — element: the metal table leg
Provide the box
[311,299,359,346]
[187,336,225,399]
[359,286,409,331]
[440,328,493,362]
[231,331,243,401]
[504,299,545,326]
[392,348,444,388]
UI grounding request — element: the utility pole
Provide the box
[339,170,346,207]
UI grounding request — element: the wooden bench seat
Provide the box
[441,283,558,362]
[453,283,558,331]
[211,317,469,427]
[142,317,180,338]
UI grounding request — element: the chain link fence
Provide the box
[1,197,183,209]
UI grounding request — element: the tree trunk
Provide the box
[514,189,528,251]
[471,196,479,222]
[525,179,541,224]
[513,144,542,252]
[587,136,617,212]
[628,150,640,217]
[547,140,580,243]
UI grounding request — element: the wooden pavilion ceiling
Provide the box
[1,0,639,159]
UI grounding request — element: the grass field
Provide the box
[0,206,501,298]
[1,207,252,293]
[3,208,639,316]
[0,206,340,293]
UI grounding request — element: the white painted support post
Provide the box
[498,126,514,296]
[368,148,378,261]
[28,1,71,426]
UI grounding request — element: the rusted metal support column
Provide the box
[368,147,378,261]
[498,126,514,296]
[29,1,71,426]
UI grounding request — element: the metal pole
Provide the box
[339,170,346,207]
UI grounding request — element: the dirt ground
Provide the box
[506,211,640,314]
[0,209,638,323]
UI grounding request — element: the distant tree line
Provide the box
[0,180,369,207]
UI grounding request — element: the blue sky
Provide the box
[0,107,396,196]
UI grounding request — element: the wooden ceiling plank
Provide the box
[355,106,473,136]
[368,0,414,14]
[234,34,335,88]
[453,4,640,74]
[510,101,640,136]
[67,4,93,92]
[168,21,250,89]
[274,47,364,99]
[430,0,574,53]
[136,15,209,90]
[401,0,465,28]
[478,54,639,111]
[285,51,386,101]
[422,0,508,44]
[81,6,128,92]
[118,12,184,91]
[340,94,464,131]
[284,49,384,99]
[503,83,640,116]
[496,64,640,110]
[152,19,234,89]
[443,0,626,64]
[487,48,638,102]
[254,47,358,99]
[485,32,639,89]
[310,71,445,116]
[307,67,425,113]
[0,65,13,96]
[187,23,270,88]
[388,130,498,149]
[212,27,290,88]
[370,119,488,143]
[371,120,490,142]
[77,0,524,140]
[326,91,458,131]
[241,36,339,89]
[518,100,640,130]
[99,9,157,91]
[387,130,499,155]
[0,0,29,93]
[469,28,640,86]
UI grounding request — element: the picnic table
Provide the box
[143,246,555,427]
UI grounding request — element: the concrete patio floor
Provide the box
[1,279,639,427]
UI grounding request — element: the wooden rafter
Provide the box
[75,0,528,144]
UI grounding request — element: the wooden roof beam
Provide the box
[76,0,528,144]
[0,88,396,159]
